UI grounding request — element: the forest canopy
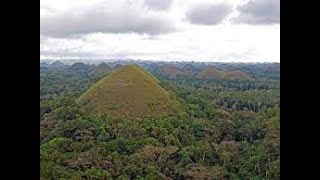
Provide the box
[40,61,280,180]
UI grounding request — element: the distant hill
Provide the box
[198,66,252,80]
[77,65,180,117]
[137,62,160,74]
[264,66,280,73]
[40,62,49,68]
[89,63,112,77]
[182,64,198,77]
[69,62,93,74]
[197,66,224,79]
[49,61,65,68]
[223,70,252,80]
[160,65,184,78]
[114,64,123,70]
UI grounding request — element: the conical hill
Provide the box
[78,65,180,117]
[89,63,112,77]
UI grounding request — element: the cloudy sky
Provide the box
[40,0,280,62]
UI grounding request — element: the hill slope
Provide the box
[223,70,252,80]
[89,63,112,77]
[78,65,180,117]
[69,62,93,74]
[160,65,184,78]
[198,66,252,80]
[50,61,65,68]
[183,64,198,77]
[197,66,224,79]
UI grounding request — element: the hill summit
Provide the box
[89,63,112,77]
[198,66,252,80]
[197,66,224,79]
[160,65,184,78]
[77,65,180,117]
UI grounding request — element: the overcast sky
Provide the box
[40,0,280,62]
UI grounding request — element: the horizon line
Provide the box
[40,58,280,63]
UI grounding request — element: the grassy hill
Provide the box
[198,66,252,80]
[223,70,252,80]
[77,65,180,117]
[197,66,224,79]
[89,63,112,77]
[160,65,184,78]
[183,64,198,77]
[69,62,93,74]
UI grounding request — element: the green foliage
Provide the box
[40,63,280,179]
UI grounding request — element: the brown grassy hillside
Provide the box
[223,70,252,80]
[198,66,252,80]
[77,65,180,117]
[197,66,224,79]
[161,65,184,78]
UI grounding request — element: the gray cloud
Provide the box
[40,49,97,58]
[143,0,172,10]
[186,3,233,25]
[40,2,176,38]
[40,0,280,62]
[234,0,280,24]
[40,35,48,44]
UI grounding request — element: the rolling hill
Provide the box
[160,65,184,78]
[182,64,198,77]
[223,70,252,80]
[77,65,180,117]
[89,63,112,77]
[69,62,93,74]
[49,61,65,68]
[198,66,252,80]
[197,66,224,79]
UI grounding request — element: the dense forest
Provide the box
[40,61,280,180]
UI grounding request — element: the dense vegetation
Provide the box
[40,61,280,180]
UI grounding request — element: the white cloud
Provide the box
[233,0,280,24]
[40,0,280,62]
[143,0,173,10]
[186,3,233,25]
[41,0,177,37]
